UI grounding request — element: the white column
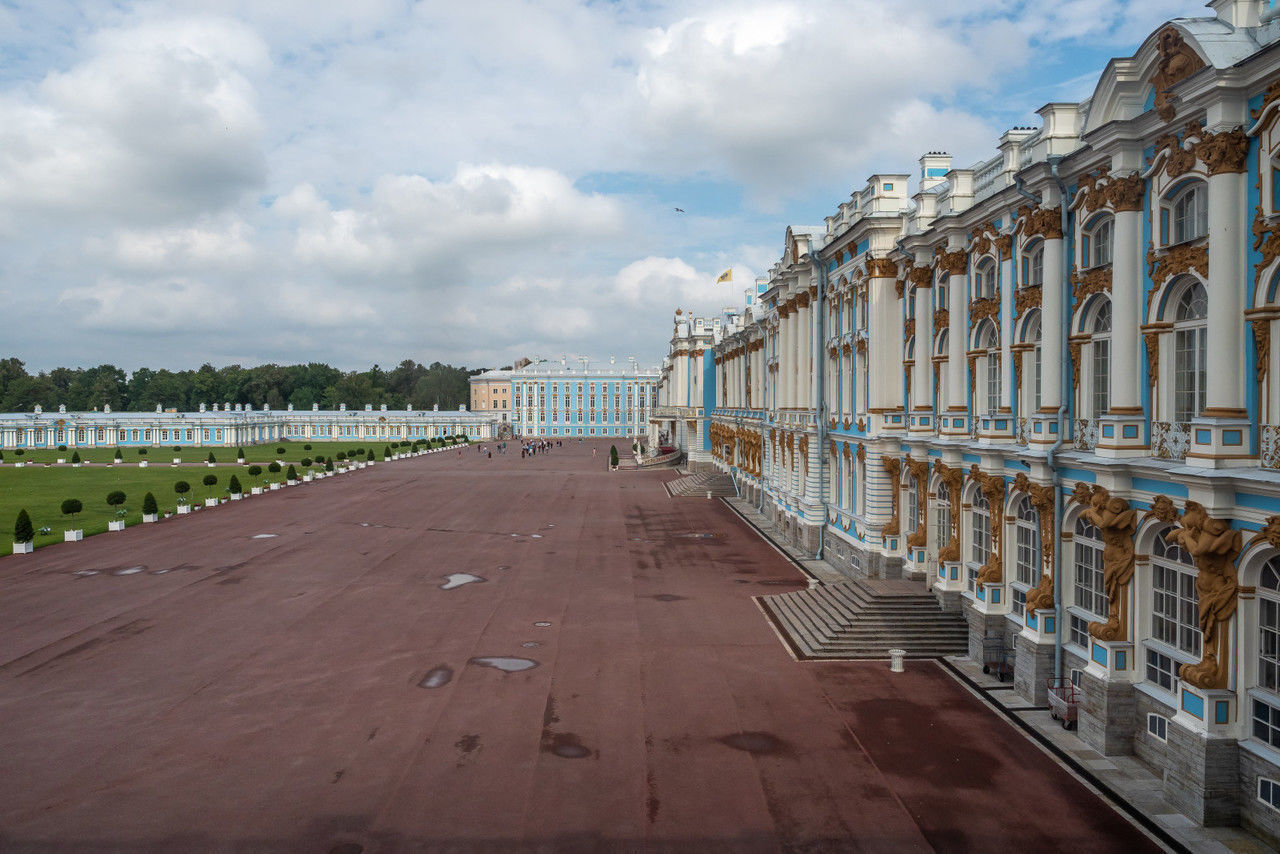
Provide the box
[869,272,900,411]
[914,280,932,411]
[1111,202,1143,411]
[999,250,1015,410]
[1040,233,1065,410]
[1206,165,1246,414]
[947,263,967,411]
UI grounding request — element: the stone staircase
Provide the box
[757,577,969,660]
[665,471,737,498]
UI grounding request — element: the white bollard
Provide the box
[889,648,906,673]
[706,490,712,500]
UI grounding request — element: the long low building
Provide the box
[654,2,1280,844]
[0,403,498,449]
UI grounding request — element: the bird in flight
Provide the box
[674,207,685,213]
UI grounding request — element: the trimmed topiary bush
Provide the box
[286,464,298,481]
[106,490,126,509]
[15,508,33,543]
[610,445,619,467]
[137,448,147,456]
[275,447,285,455]
[113,448,123,462]
[237,447,246,460]
[57,444,67,452]
[202,474,218,497]
[303,443,312,450]
[336,451,347,461]
[174,481,191,501]
[207,451,216,464]
[300,457,312,468]
[143,492,157,515]
[14,448,24,457]
[366,449,375,462]
[325,459,334,472]
[267,461,281,473]
[61,498,82,519]
[71,451,80,464]
[228,474,242,494]
[383,445,391,460]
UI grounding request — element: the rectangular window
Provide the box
[1012,587,1027,617]
[1074,539,1107,618]
[1147,713,1168,742]
[1146,647,1178,693]
[1152,563,1201,655]
[1092,339,1110,417]
[1070,614,1090,649]
[1174,327,1206,422]
[1253,698,1280,749]
[1260,777,1280,812]
[1070,668,1084,688]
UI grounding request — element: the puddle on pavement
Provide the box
[251,533,278,539]
[533,621,552,627]
[440,573,485,590]
[718,731,790,755]
[418,665,454,688]
[678,532,723,539]
[543,732,592,759]
[497,565,512,571]
[151,568,170,575]
[113,566,144,576]
[531,534,543,539]
[469,656,539,673]
[521,641,542,648]
[72,570,98,577]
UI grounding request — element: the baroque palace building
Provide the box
[474,357,659,440]
[655,1,1280,840]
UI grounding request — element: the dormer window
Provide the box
[1163,182,1208,245]
[1084,217,1113,268]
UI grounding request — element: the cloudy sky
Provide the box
[0,0,1194,372]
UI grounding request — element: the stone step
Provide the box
[757,578,969,660]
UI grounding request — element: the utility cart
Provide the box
[981,635,1015,682]
[1047,678,1079,730]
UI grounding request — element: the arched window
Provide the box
[1146,526,1200,694]
[1085,217,1113,268]
[1254,557,1280,748]
[937,273,950,311]
[1070,517,1108,647]
[977,321,1000,415]
[1168,182,1208,245]
[1091,299,1112,418]
[975,259,996,299]
[1023,242,1044,288]
[1023,311,1043,413]
[935,482,952,557]
[1173,280,1208,422]
[1013,495,1041,616]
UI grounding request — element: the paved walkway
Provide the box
[0,441,1161,852]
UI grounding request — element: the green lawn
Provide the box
[2,438,464,466]
[0,440,469,555]
[0,465,302,555]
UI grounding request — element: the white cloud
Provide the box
[0,15,267,226]
[273,164,626,280]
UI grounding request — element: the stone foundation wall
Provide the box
[963,605,1009,666]
[1013,633,1054,706]
[1132,690,1176,773]
[1240,748,1280,849]
[1078,672,1137,757]
[1163,725,1239,826]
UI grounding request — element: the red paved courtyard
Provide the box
[0,441,1159,852]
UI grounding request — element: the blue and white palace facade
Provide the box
[476,358,659,439]
[656,1,1280,842]
[0,402,497,449]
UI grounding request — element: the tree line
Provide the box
[0,358,493,413]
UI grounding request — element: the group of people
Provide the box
[520,439,561,458]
